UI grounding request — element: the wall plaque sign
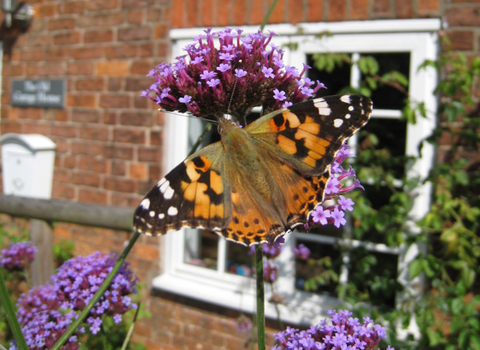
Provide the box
[11,79,65,108]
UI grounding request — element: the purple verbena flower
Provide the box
[292,244,311,260]
[272,310,391,350]
[0,241,37,271]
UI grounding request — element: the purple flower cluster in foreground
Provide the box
[272,310,393,350]
[142,27,324,121]
[11,252,138,350]
[0,241,37,271]
[309,144,364,229]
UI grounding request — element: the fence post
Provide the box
[0,133,56,286]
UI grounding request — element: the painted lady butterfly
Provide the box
[133,94,372,246]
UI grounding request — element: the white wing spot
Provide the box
[158,213,165,219]
[157,178,167,187]
[149,211,155,217]
[140,198,150,210]
[345,114,351,119]
[163,186,175,200]
[334,119,344,128]
[340,95,351,104]
[159,179,170,193]
[348,106,354,111]
[167,206,178,216]
[313,98,331,116]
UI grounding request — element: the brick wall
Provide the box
[1,0,480,349]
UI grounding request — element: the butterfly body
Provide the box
[134,95,372,246]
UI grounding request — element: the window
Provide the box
[152,19,440,325]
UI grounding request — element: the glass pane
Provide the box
[226,242,253,277]
[348,247,399,308]
[184,229,219,270]
[362,52,410,110]
[306,54,352,96]
[295,240,342,296]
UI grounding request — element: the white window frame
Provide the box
[152,19,441,326]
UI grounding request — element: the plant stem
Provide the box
[50,230,141,350]
[120,302,141,350]
[260,0,279,31]
[0,269,29,350]
[255,245,266,350]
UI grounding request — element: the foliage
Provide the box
[308,37,480,350]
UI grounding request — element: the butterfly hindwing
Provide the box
[133,142,231,236]
[247,94,372,176]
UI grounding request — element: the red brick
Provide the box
[171,0,184,27]
[154,23,168,39]
[104,112,117,124]
[418,0,440,15]
[85,29,114,43]
[100,95,130,108]
[76,77,105,91]
[146,8,162,22]
[185,0,200,26]
[129,163,147,180]
[89,12,125,27]
[97,61,130,76]
[54,169,73,183]
[87,0,120,11]
[35,4,57,17]
[54,32,82,45]
[249,0,265,24]
[16,108,43,120]
[72,110,101,123]
[104,145,134,160]
[78,156,109,173]
[350,0,370,19]
[48,18,76,30]
[18,49,43,62]
[113,129,145,143]
[447,30,474,50]
[112,161,126,175]
[52,184,75,199]
[78,126,110,141]
[373,0,393,17]
[328,0,347,20]
[445,5,480,26]
[1,119,22,133]
[130,61,153,76]
[104,177,136,193]
[23,122,49,135]
[111,192,142,207]
[59,1,86,14]
[120,112,153,126]
[67,62,95,75]
[78,189,108,204]
[288,0,304,23]
[128,9,145,24]
[134,96,149,109]
[72,47,104,60]
[394,0,413,18]
[2,64,24,76]
[149,164,161,180]
[269,0,285,23]
[307,0,323,21]
[67,94,97,108]
[72,141,104,156]
[138,147,161,162]
[45,48,71,61]
[107,78,124,92]
[105,44,139,59]
[51,125,76,138]
[118,26,151,41]
[63,156,76,168]
[200,0,214,26]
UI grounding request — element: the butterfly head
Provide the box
[217,115,241,135]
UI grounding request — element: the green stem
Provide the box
[0,269,29,350]
[188,123,212,157]
[260,0,279,31]
[255,245,266,350]
[50,230,141,350]
[120,302,141,350]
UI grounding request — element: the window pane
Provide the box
[295,240,342,296]
[184,229,219,270]
[347,248,399,308]
[306,54,352,96]
[362,52,410,110]
[226,242,253,276]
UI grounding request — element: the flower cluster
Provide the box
[142,28,324,121]
[272,309,393,350]
[308,144,364,229]
[11,252,138,350]
[0,241,37,271]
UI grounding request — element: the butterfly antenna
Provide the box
[226,77,238,116]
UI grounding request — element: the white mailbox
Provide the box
[0,133,56,199]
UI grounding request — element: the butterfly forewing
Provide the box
[247,95,372,176]
[133,142,231,236]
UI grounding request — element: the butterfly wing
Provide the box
[133,142,231,236]
[246,94,372,176]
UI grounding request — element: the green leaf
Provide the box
[409,259,423,278]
